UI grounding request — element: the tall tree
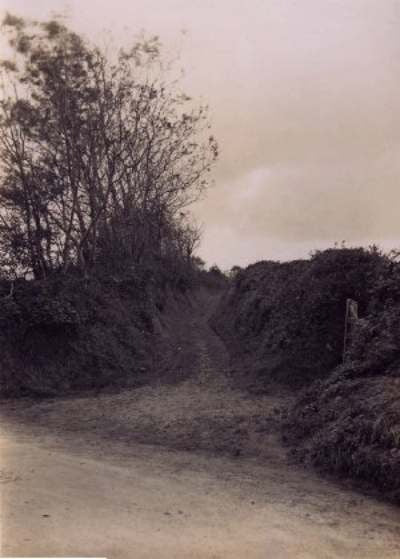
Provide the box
[0,14,217,278]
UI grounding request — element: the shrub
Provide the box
[284,251,400,501]
[213,247,385,386]
[0,274,154,397]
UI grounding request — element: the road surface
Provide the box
[1,290,400,558]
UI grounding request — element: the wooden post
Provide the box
[343,298,358,363]
[343,299,350,363]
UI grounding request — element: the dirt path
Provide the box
[1,289,400,558]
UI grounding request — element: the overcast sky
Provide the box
[2,0,400,268]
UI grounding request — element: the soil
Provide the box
[1,289,400,558]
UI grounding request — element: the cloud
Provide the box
[195,143,400,267]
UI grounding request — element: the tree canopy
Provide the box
[0,14,217,279]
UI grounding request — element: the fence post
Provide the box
[343,298,358,363]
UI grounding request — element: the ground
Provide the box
[1,290,400,558]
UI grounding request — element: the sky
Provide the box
[1,0,400,269]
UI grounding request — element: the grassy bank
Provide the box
[213,247,400,501]
[0,271,156,397]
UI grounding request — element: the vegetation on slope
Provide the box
[213,247,385,386]
[0,272,154,396]
[0,14,218,397]
[285,255,400,502]
[214,247,400,501]
[286,367,400,503]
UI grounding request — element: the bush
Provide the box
[285,368,400,503]
[213,247,385,386]
[284,252,400,501]
[0,273,154,397]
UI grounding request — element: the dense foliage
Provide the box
[285,364,400,503]
[214,246,400,501]
[213,247,386,386]
[0,271,154,396]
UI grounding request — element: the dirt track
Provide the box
[1,290,400,558]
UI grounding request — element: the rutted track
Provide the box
[1,290,400,558]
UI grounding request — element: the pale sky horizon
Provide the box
[2,0,400,270]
